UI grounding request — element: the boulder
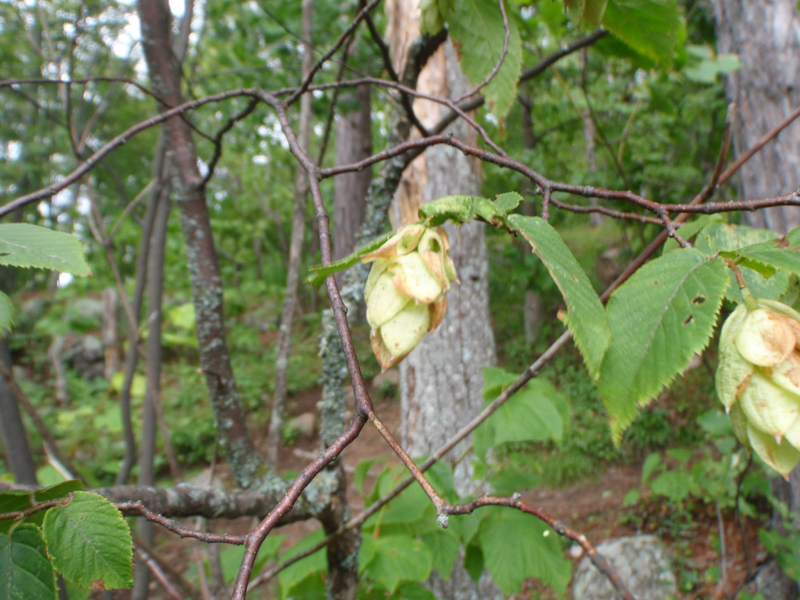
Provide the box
[573,535,677,600]
[289,413,316,438]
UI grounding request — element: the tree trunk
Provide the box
[388,3,500,597]
[0,329,37,485]
[333,84,372,271]
[266,0,314,466]
[711,2,800,597]
[137,0,267,489]
[711,0,800,233]
[132,186,171,600]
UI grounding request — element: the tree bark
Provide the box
[333,84,372,269]
[711,0,800,233]
[711,2,800,597]
[0,332,37,485]
[387,2,500,597]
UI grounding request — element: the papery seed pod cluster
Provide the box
[362,224,457,371]
[716,298,800,478]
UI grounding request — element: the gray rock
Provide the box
[289,413,316,438]
[752,559,800,600]
[72,298,105,322]
[65,335,105,379]
[20,296,49,323]
[573,535,677,600]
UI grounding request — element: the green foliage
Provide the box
[43,492,134,589]
[602,0,681,63]
[695,222,787,302]
[598,249,729,441]
[0,225,91,276]
[477,506,571,594]
[360,535,433,593]
[278,529,327,599]
[507,214,611,380]
[0,524,56,600]
[474,367,566,459]
[448,0,523,119]
[0,483,133,596]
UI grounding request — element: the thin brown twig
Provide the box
[286,0,382,105]
[0,495,73,520]
[548,196,663,224]
[115,501,245,544]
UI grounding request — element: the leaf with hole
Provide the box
[598,249,728,441]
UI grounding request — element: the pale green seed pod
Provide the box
[363,224,457,370]
[747,422,800,479]
[738,370,800,442]
[716,299,800,477]
[735,309,795,367]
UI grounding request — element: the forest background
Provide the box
[2,0,800,599]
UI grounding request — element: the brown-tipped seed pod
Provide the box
[362,224,457,371]
[716,299,800,478]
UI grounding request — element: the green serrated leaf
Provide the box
[0,524,57,600]
[463,543,484,582]
[696,223,789,302]
[0,292,13,334]
[448,0,523,119]
[602,0,680,63]
[478,507,571,594]
[474,387,563,458]
[598,250,729,442]
[494,192,522,212]
[42,491,133,589]
[507,215,610,380]
[418,195,481,225]
[734,229,800,278]
[278,529,326,599]
[0,224,91,276]
[34,480,85,503]
[420,527,460,580]
[0,492,33,534]
[26,480,86,528]
[359,535,433,594]
[354,458,384,497]
[662,214,725,254]
[306,230,394,288]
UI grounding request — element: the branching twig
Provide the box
[116,502,245,544]
[285,0,382,105]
